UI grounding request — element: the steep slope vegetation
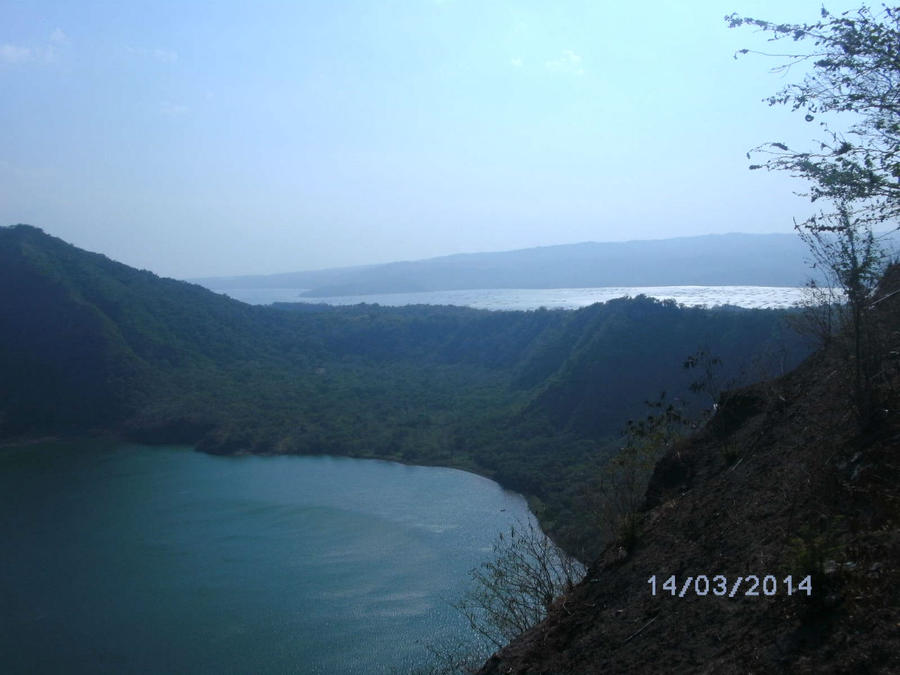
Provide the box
[0,224,812,554]
[0,224,319,437]
[479,269,900,673]
[519,297,803,437]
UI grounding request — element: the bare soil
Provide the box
[479,270,900,674]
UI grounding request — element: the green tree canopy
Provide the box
[728,5,900,227]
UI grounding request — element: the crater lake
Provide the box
[0,441,536,674]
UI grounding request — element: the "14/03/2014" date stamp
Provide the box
[647,574,813,598]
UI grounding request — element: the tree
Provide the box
[729,5,896,422]
[795,203,886,419]
[728,5,900,228]
[683,347,726,407]
[586,394,689,552]
[453,520,584,650]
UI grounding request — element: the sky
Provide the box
[0,0,869,278]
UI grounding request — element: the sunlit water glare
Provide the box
[213,285,811,310]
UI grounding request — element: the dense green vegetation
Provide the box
[0,224,811,554]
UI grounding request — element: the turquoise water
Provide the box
[0,442,534,674]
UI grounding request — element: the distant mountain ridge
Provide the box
[193,233,819,297]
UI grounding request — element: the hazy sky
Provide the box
[0,1,866,278]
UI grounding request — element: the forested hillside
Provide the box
[0,224,811,553]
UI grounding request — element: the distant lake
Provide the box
[208,286,810,310]
[0,442,535,674]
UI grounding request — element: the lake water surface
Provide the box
[209,285,810,310]
[0,442,534,674]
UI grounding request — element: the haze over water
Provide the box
[213,286,811,310]
[0,442,535,674]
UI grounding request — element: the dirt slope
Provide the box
[479,272,900,674]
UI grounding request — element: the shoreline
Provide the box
[2,431,572,560]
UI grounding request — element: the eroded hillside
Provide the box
[479,269,900,673]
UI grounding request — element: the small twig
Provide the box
[728,457,745,473]
[869,287,900,308]
[623,616,658,643]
